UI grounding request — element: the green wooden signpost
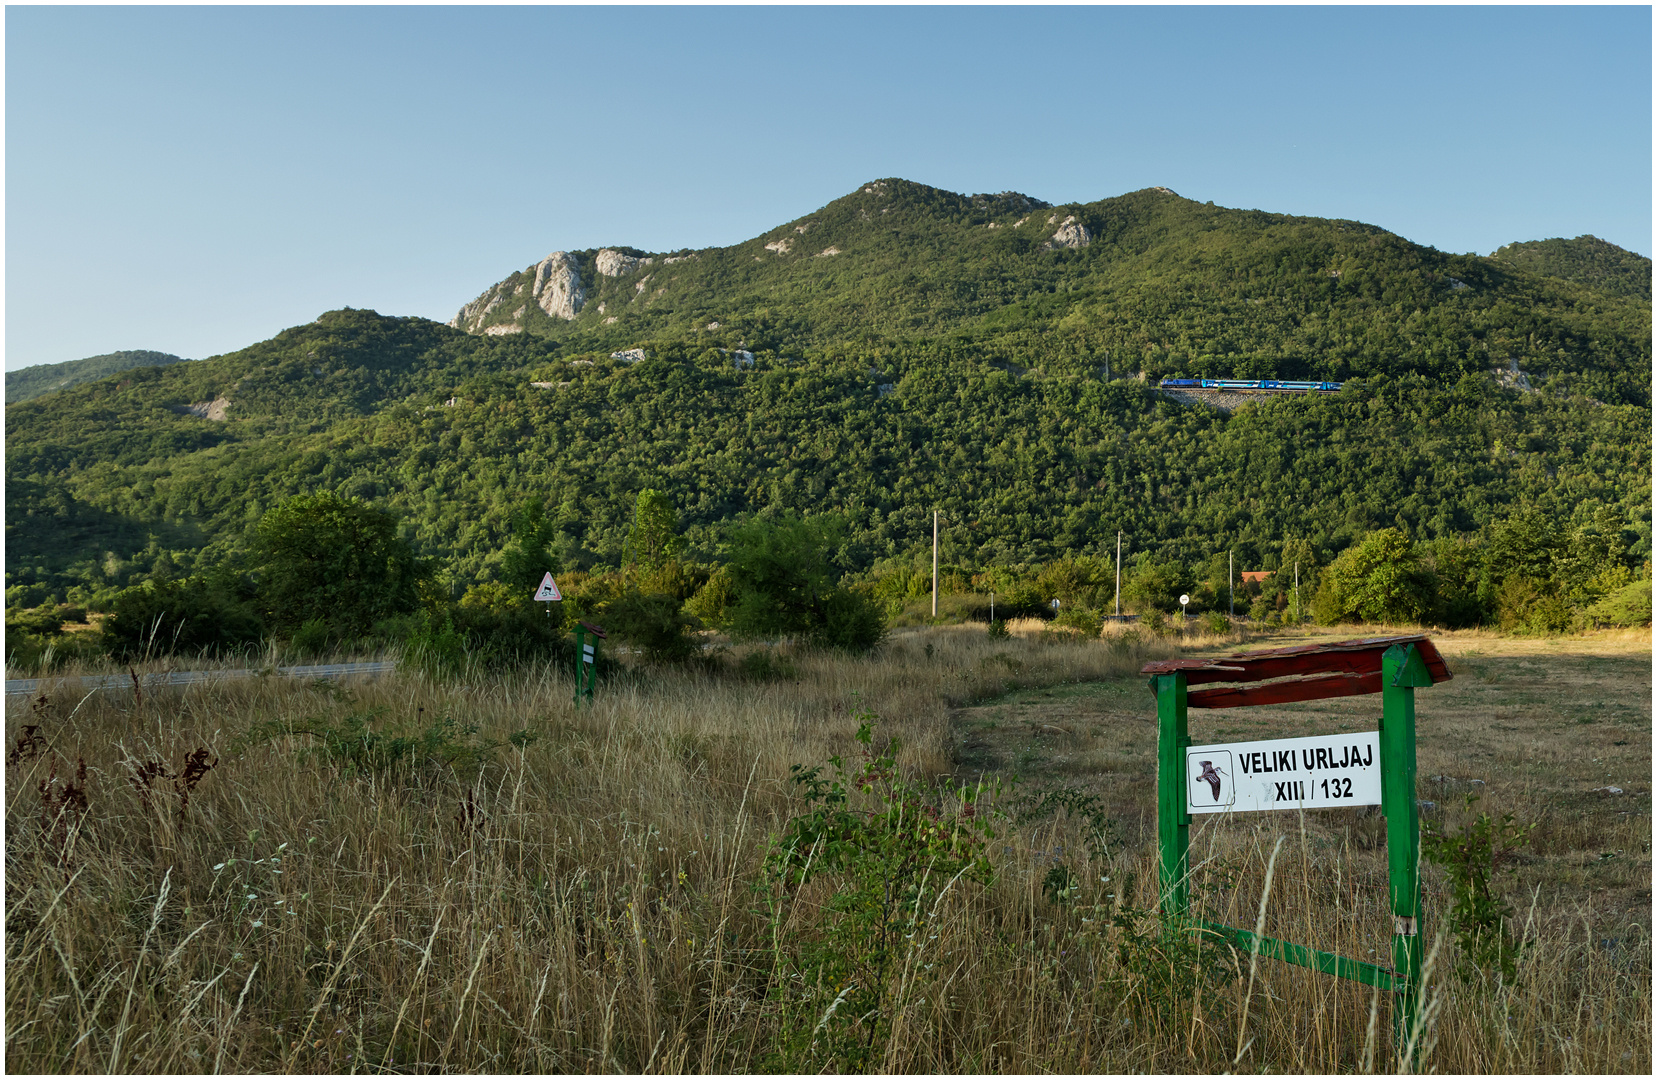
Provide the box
[572,620,606,705]
[1143,634,1452,1066]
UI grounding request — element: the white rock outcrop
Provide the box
[450,281,513,331]
[1494,357,1534,392]
[612,348,648,364]
[484,324,523,335]
[533,252,585,320]
[183,396,232,421]
[764,238,793,255]
[1044,216,1091,250]
[596,249,652,277]
[816,247,841,257]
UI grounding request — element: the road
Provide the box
[6,661,397,700]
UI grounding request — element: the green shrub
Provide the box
[737,648,797,681]
[604,589,700,663]
[1312,528,1433,625]
[1582,574,1651,627]
[724,513,886,653]
[101,575,264,661]
[1052,606,1103,637]
[1495,577,1573,635]
[759,714,996,1071]
[1422,795,1535,984]
[289,617,334,657]
[252,491,429,637]
[1203,611,1231,636]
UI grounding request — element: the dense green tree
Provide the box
[625,489,686,580]
[252,491,428,637]
[1312,529,1433,625]
[500,498,560,592]
[725,514,884,652]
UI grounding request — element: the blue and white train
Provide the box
[1159,378,1343,393]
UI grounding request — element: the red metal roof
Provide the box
[1141,634,1452,709]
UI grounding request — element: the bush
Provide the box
[737,648,797,681]
[685,564,739,627]
[1495,577,1573,635]
[404,585,583,677]
[101,575,264,661]
[244,709,530,783]
[252,491,429,638]
[1582,574,1651,627]
[1422,795,1535,984]
[604,589,701,663]
[759,715,995,1071]
[1052,606,1103,637]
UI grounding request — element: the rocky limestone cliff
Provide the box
[533,252,585,320]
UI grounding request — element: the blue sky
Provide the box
[6,5,1651,371]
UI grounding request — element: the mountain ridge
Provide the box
[5,181,1649,612]
[7,349,191,404]
[440,178,1650,404]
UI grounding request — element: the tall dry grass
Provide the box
[4,623,1648,1072]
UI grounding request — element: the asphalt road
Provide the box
[6,661,397,700]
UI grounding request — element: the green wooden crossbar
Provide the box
[1196,919,1397,990]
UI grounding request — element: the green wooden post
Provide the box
[1382,643,1433,1066]
[1154,672,1190,915]
[573,624,599,705]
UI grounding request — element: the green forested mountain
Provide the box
[1490,235,1652,302]
[6,349,191,404]
[6,180,1650,612]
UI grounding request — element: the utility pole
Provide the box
[1115,530,1122,616]
[1229,550,1234,619]
[932,510,939,617]
[1294,560,1300,624]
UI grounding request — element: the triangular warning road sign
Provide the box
[534,572,563,602]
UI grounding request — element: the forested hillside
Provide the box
[6,180,1650,619]
[6,349,190,403]
[1491,235,1652,302]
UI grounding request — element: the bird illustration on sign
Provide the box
[1195,760,1225,802]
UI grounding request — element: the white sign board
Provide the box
[534,572,562,602]
[1179,594,1190,606]
[1186,731,1381,814]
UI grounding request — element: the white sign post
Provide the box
[1179,593,1190,617]
[1186,731,1381,815]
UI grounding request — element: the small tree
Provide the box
[1312,528,1432,625]
[726,513,884,652]
[625,489,686,583]
[253,492,428,639]
[500,498,560,592]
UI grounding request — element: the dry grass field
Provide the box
[5,622,1649,1072]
